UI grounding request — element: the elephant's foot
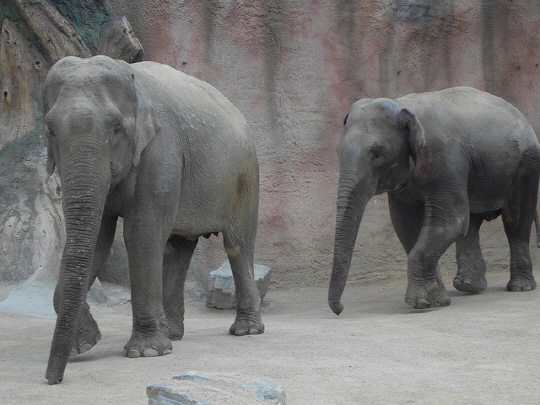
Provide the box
[506,276,537,292]
[123,333,173,358]
[229,312,264,336]
[166,318,185,341]
[70,308,101,356]
[164,305,185,340]
[405,280,451,309]
[453,271,487,293]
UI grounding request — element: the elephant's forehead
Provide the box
[46,67,134,108]
[49,59,128,89]
[350,100,397,120]
[344,115,398,140]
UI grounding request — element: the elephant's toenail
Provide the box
[79,343,92,354]
[143,348,159,357]
[127,349,141,358]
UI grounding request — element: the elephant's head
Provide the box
[328,99,426,315]
[43,56,159,384]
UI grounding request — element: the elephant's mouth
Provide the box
[377,178,402,194]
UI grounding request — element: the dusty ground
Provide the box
[1,270,540,405]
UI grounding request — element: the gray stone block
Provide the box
[147,371,285,405]
[205,261,271,310]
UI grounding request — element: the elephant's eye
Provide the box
[106,109,124,135]
[371,145,384,159]
[112,124,124,136]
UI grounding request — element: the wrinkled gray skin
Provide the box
[329,87,540,315]
[43,56,262,384]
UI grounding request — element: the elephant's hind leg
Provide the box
[162,235,198,340]
[502,169,538,292]
[454,214,487,293]
[223,232,264,336]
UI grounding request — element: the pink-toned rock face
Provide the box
[110,0,540,287]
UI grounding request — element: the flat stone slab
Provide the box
[147,371,286,405]
[206,261,271,310]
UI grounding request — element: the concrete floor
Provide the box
[1,270,539,404]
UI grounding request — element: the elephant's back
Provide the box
[399,87,539,150]
[131,61,256,164]
[132,61,251,144]
[401,87,540,211]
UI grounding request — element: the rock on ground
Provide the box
[147,371,285,405]
[206,261,271,310]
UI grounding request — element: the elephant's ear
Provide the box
[131,75,160,167]
[400,108,426,164]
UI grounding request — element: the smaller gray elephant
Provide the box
[43,56,263,384]
[329,87,540,314]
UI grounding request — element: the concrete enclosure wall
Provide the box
[2,0,540,289]
[106,0,540,287]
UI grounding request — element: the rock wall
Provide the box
[107,0,540,287]
[0,0,142,295]
[1,0,540,291]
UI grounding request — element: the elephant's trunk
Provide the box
[328,176,374,315]
[46,149,109,385]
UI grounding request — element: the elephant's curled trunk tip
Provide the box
[329,300,344,315]
[45,369,63,385]
[46,354,66,385]
[47,376,62,385]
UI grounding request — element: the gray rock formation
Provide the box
[206,261,271,310]
[147,371,285,405]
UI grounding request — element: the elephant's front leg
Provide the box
[406,252,451,309]
[405,196,469,309]
[53,215,118,356]
[123,216,172,358]
[389,195,450,309]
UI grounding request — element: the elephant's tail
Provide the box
[535,212,540,248]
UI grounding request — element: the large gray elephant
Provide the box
[42,56,263,384]
[329,87,540,315]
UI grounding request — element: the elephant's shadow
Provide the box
[336,283,510,318]
[67,349,124,363]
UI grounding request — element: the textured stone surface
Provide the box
[2,0,540,292]
[108,0,540,289]
[206,261,271,310]
[147,371,285,405]
[0,0,145,304]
